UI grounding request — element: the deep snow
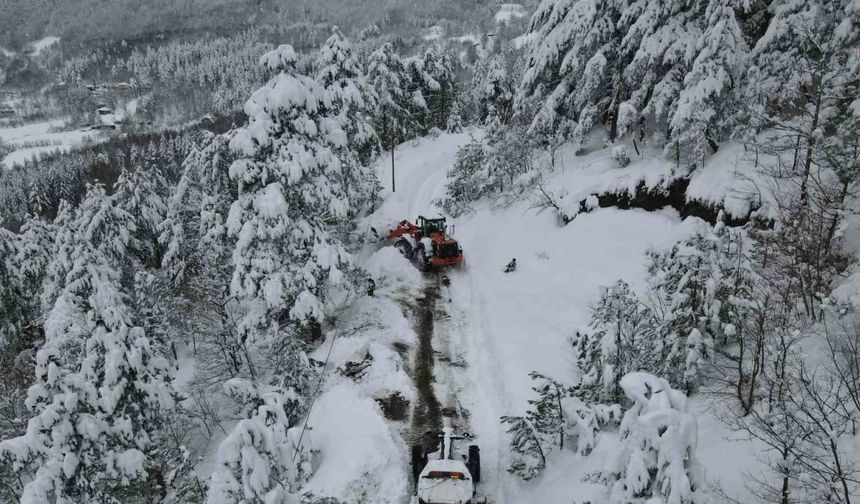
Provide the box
[302,131,767,503]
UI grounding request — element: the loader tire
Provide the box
[467,444,480,483]
[416,249,431,272]
[396,238,413,259]
[411,445,425,485]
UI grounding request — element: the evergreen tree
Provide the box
[114,149,169,267]
[39,201,77,318]
[501,371,608,480]
[670,0,747,165]
[205,379,310,504]
[440,136,486,216]
[517,0,620,137]
[571,280,661,403]
[416,46,457,131]
[160,132,234,288]
[647,224,723,392]
[499,414,549,481]
[0,193,176,503]
[471,53,514,126]
[41,186,135,317]
[0,226,27,368]
[227,43,351,352]
[316,27,381,216]
[604,372,710,504]
[13,215,54,301]
[368,43,416,152]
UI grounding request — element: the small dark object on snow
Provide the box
[442,275,450,286]
[366,277,376,297]
[504,258,517,273]
[339,351,374,379]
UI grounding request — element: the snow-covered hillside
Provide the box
[0,119,96,169]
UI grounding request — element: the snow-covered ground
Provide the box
[494,3,527,25]
[303,131,770,503]
[28,36,60,55]
[0,119,96,169]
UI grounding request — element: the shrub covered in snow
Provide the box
[206,379,309,504]
[610,145,630,168]
[502,371,621,480]
[603,372,710,504]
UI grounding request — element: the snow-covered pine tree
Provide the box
[526,371,569,452]
[446,98,464,132]
[604,372,710,504]
[483,116,535,192]
[0,193,176,503]
[13,215,54,302]
[114,148,169,267]
[670,0,747,166]
[316,27,381,217]
[571,280,660,403]
[471,53,515,125]
[39,201,77,318]
[440,135,485,216]
[517,0,620,138]
[418,45,457,131]
[40,185,135,317]
[228,43,351,356]
[205,379,309,504]
[368,43,416,153]
[161,132,234,288]
[499,415,550,481]
[1,215,56,364]
[647,224,723,392]
[616,0,703,145]
[502,371,607,480]
[0,226,28,367]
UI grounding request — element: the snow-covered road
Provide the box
[364,131,704,503]
[367,132,517,503]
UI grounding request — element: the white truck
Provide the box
[411,427,485,504]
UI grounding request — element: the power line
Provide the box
[291,226,372,462]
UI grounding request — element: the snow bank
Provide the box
[304,383,408,503]
[686,141,766,218]
[364,246,423,292]
[532,138,765,221]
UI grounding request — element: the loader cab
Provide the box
[417,216,447,237]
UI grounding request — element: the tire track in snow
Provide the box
[447,267,515,504]
[407,276,443,453]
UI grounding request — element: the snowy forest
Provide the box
[1,0,860,503]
